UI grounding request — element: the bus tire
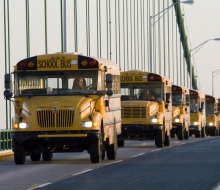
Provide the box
[106,126,117,160]
[195,131,201,138]
[164,131,170,146]
[14,143,26,165]
[177,126,184,140]
[155,130,165,148]
[90,140,101,163]
[118,140,124,147]
[184,129,189,139]
[201,127,205,137]
[30,152,41,161]
[42,152,53,161]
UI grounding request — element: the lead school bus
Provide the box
[171,85,190,140]
[118,70,172,148]
[189,89,206,138]
[4,52,121,164]
[205,94,220,136]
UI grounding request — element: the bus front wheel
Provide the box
[14,143,26,165]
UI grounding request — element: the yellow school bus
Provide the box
[171,85,190,140]
[4,52,121,164]
[205,94,219,136]
[189,89,206,138]
[118,70,172,148]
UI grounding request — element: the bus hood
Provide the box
[172,106,180,117]
[21,96,94,118]
[121,101,159,117]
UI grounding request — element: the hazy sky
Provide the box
[182,0,220,97]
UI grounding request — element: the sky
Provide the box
[182,0,220,97]
[1,0,220,129]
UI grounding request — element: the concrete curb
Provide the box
[0,150,14,161]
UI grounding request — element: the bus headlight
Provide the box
[193,122,198,125]
[19,123,30,129]
[209,122,213,126]
[174,118,180,122]
[82,121,93,128]
[150,118,158,123]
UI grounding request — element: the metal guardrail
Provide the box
[0,130,12,150]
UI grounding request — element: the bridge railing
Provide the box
[0,130,12,151]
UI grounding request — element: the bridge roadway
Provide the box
[1,136,220,190]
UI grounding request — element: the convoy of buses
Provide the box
[3,52,220,165]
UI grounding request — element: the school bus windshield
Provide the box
[121,83,164,101]
[14,70,103,96]
[172,92,183,106]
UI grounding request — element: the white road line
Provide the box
[150,149,161,152]
[132,153,145,157]
[72,169,93,176]
[25,183,52,190]
[105,160,123,165]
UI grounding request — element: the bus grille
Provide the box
[122,107,146,118]
[37,110,74,128]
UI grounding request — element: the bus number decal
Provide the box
[61,60,71,68]
[121,76,143,82]
[135,76,143,81]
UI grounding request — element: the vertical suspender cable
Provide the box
[106,0,109,59]
[63,0,67,52]
[4,0,8,129]
[136,1,139,68]
[86,0,88,55]
[115,0,117,63]
[143,0,145,71]
[140,0,143,69]
[109,0,111,60]
[26,0,30,57]
[133,1,136,68]
[172,8,175,84]
[158,1,161,74]
[126,0,129,69]
[44,0,48,54]
[176,16,178,84]
[7,0,11,129]
[118,0,121,67]
[147,0,150,71]
[99,0,101,57]
[130,0,132,69]
[153,0,156,72]
[163,0,166,76]
[167,0,170,78]
[97,0,99,57]
[123,0,125,70]
[74,0,78,52]
[60,0,63,52]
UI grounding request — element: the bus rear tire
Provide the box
[14,144,26,165]
[42,152,53,161]
[184,129,189,139]
[164,131,170,146]
[30,152,41,161]
[118,140,124,147]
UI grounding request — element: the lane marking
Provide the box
[26,183,52,190]
[150,149,161,152]
[72,169,93,176]
[132,153,145,157]
[105,160,123,165]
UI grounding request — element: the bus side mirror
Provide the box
[5,74,11,90]
[185,94,190,106]
[165,93,171,103]
[106,74,112,89]
[218,103,220,111]
[4,89,13,100]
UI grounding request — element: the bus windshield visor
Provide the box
[14,71,103,96]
